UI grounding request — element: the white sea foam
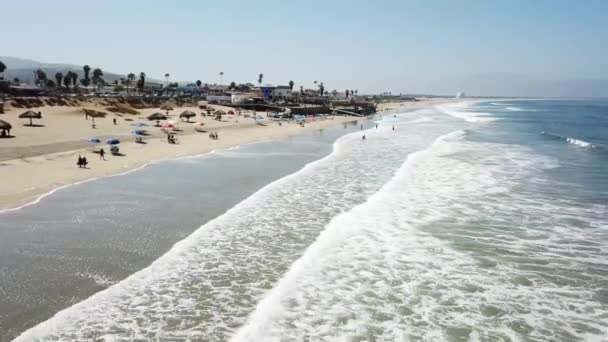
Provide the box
[566,137,595,148]
[541,131,597,148]
[233,130,606,340]
[436,102,496,123]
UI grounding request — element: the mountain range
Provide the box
[0,56,162,85]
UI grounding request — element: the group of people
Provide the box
[209,132,219,140]
[77,155,89,168]
[167,133,177,144]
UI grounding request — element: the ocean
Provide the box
[3,100,608,341]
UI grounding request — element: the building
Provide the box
[8,85,46,96]
[207,94,232,104]
[259,85,293,101]
[272,85,292,98]
[231,92,257,104]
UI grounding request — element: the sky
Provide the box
[3,0,608,96]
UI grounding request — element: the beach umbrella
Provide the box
[86,137,101,143]
[0,119,12,136]
[130,129,146,135]
[207,107,216,112]
[130,122,148,127]
[106,138,120,145]
[86,110,107,129]
[147,112,167,126]
[18,110,42,126]
[161,122,175,130]
[161,104,174,115]
[0,119,12,130]
[179,110,196,122]
[227,110,235,115]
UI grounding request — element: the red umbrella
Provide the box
[161,122,175,129]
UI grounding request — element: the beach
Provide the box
[2,98,606,341]
[0,98,456,211]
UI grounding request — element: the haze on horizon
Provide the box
[3,0,608,97]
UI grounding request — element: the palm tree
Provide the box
[70,72,79,88]
[137,72,146,93]
[55,72,64,90]
[63,72,71,89]
[319,82,325,96]
[92,68,103,89]
[13,77,20,84]
[229,81,237,90]
[313,80,317,93]
[345,90,350,98]
[164,73,170,87]
[258,73,263,87]
[127,73,135,95]
[196,80,202,87]
[289,80,294,90]
[82,65,91,87]
[300,85,304,95]
[355,90,358,96]
[35,69,48,86]
[219,72,224,87]
[0,61,6,80]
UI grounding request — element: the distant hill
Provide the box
[0,56,162,85]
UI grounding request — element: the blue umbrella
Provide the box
[130,122,148,127]
[130,129,145,135]
[106,138,120,145]
[86,137,101,143]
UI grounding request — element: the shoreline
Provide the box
[0,98,468,211]
[0,118,355,212]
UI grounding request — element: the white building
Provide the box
[207,95,232,104]
[272,85,293,98]
[231,93,256,104]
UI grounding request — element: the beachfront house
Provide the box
[258,85,293,102]
[231,92,258,104]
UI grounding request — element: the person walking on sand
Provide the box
[99,148,106,160]
[392,125,395,131]
[375,124,378,129]
[77,155,83,168]
[362,135,366,140]
[360,124,363,130]
[113,118,117,125]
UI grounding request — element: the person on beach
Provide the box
[375,124,378,129]
[99,148,106,160]
[360,124,363,130]
[113,118,117,125]
[77,155,83,168]
[82,156,88,168]
[392,125,395,131]
[362,135,366,140]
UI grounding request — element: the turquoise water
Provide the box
[5,100,608,341]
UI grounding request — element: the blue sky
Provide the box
[3,0,608,95]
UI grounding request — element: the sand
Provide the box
[0,97,463,210]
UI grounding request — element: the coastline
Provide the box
[0,98,466,211]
